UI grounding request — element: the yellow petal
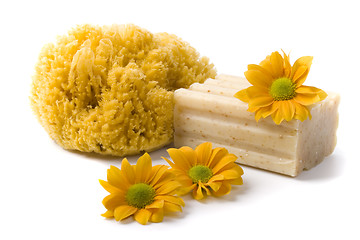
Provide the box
[212,182,231,196]
[212,154,237,174]
[282,50,292,78]
[207,147,229,169]
[194,142,213,165]
[149,165,170,187]
[163,201,183,212]
[271,109,284,125]
[101,210,114,218]
[156,181,181,195]
[234,89,249,103]
[281,100,295,122]
[207,180,222,192]
[167,148,192,171]
[230,177,243,185]
[291,56,313,82]
[155,195,185,207]
[246,86,269,98]
[134,209,152,225]
[102,193,126,211]
[244,69,272,88]
[114,205,137,221]
[99,179,123,194]
[179,146,197,166]
[269,51,285,79]
[107,165,129,190]
[193,185,205,200]
[121,158,135,184]
[135,152,152,183]
[296,86,328,101]
[199,182,211,195]
[292,65,308,85]
[150,208,164,223]
[177,184,197,195]
[249,96,274,108]
[293,101,311,121]
[220,169,242,180]
[145,199,164,209]
[294,93,320,106]
[248,64,273,80]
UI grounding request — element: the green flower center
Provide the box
[125,183,155,209]
[269,77,296,101]
[188,165,213,183]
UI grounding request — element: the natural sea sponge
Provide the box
[30,24,216,156]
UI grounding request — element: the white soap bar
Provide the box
[174,74,340,177]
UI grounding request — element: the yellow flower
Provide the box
[234,50,327,124]
[99,153,185,225]
[162,142,244,200]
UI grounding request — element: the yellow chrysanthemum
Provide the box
[234,50,327,124]
[99,153,185,225]
[163,142,244,200]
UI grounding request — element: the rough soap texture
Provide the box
[30,24,216,156]
[174,74,340,177]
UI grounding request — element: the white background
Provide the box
[1,0,359,239]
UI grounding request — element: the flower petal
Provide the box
[114,205,137,221]
[135,152,152,183]
[282,50,291,78]
[249,95,274,108]
[248,64,273,80]
[163,202,183,212]
[280,100,295,122]
[107,165,129,190]
[149,165,170,187]
[155,195,185,207]
[293,101,311,121]
[102,193,126,211]
[145,199,164,209]
[193,185,205,200]
[212,154,238,174]
[212,182,231,196]
[194,142,213,165]
[244,69,272,88]
[220,168,243,180]
[294,93,320,106]
[150,208,164,223]
[296,86,328,101]
[292,65,308,86]
[166,148,192,171]
[291,56,313,85]
[269,51,285,79]
[99,179,123,194]
[271,108,284,125]
[121,158,135,184]
[156,181,181,195]
[207,147,229,169]
[101,210,114,218]
[179,146,197,166]
[234,89,249,103]
[134,209,152,225]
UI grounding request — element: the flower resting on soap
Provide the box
[234,51,327,124]
[99,153,185,225]
[163,142,244,200]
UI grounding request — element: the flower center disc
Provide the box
[270,77,296,101]
[125,183,155,209]
[188,165,213,183]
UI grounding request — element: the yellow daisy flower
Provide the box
[163,142,244,200]
[234,50,327,124]
[99,153,185,225]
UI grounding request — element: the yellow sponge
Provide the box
[30,24,216,156]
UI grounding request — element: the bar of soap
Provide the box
[174,74,340,177]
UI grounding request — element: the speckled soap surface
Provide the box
[174,74,340,177]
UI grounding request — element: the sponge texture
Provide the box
[30,24,216,156]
